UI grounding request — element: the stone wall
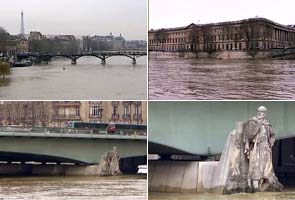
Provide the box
[149,160,221,193]
[0,164,101,176]
[149,50,295,59]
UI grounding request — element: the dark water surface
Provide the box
[149,56,295,100]
[149,189,295,200]
[0,175,146,200]
[0,56,147,100]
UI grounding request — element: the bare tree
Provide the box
[240,21,260,57]
[0,27,9,56]
[37,102,53,127]
[189,26,201,52]
[202,25,215,54]
[154,29,167,52]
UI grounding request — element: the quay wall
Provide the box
[149,49,295,59]
[149,160,219,193]
[0,164,102,176]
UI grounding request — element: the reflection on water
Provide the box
[149,57,295,100]
[0,78,10,86]
[0,56,147,100]
[0,175,146,200]
[149,190,295,200]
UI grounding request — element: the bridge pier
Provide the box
[101,58,106,65]
[71,59,77,65]
[132,58,136,65]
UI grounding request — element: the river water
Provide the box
[0,175,146,200]
[149,189,295,200]
[0,56,147,100]
[149,55,295,100]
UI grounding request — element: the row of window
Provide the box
[150,29,295,45]
[149,41,293,52]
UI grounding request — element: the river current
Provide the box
[149,55,295,100]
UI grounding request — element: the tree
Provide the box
[37,101,53,127]
[240,21,260,57]
[0,27,9,56]
[154,29,167,51]
[202,25,215,54]
[189,26,201,52]
[0,62,11,79]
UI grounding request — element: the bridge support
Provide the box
[101,57,106,65]
[71,59,77,65]
[132,58,136,65]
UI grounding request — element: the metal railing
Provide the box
[0,126,147,137]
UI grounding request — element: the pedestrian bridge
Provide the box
[18,51,147,65]
[0,128,146,166]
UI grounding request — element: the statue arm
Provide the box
[242,122,250,158]
[269,126,276,147]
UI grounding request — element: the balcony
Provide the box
[111,114,120,121]
[53,114,81,120]
[133,113,143,121]
[122,114,131,121]
[89,114,102,119]
[53,101,81,107]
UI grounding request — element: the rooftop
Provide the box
[149,17,295,33]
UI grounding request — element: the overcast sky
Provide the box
[149,0,295,29]
[0,0,147,40]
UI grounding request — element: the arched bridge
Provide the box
[0,128,146,166]
[19,51,147,65]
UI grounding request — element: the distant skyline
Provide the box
[149,0,295,29]
[0,0,147,40]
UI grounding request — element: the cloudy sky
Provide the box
[149,0,295,29]
[0,0,147,40]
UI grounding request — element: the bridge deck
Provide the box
[0,131,146,140]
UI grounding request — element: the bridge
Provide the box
[0,127,146,173]
[17,51,147,65]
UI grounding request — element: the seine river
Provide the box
[149,190,295,200]
[0,56,147,100]
[149,54,295,100]
[0,175,146,200]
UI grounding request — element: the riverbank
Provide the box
[149,49,295,60]
[149,189,295,200]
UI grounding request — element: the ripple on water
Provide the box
[149,57,295,100]
[0,57,147,100]
[0,176,146,200]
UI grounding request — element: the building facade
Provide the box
[0,101,147,127]
[149,18,295,54]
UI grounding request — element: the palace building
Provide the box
[149,18,295,54]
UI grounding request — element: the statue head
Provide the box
[256,106,268,120]
[113,146,117,151]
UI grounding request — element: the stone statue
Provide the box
[221,106,283,193]
[243,106,283,192]
[108,147,121,176]
[98,147,121,176]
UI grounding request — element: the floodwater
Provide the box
[0,175,146,200]
[149,189,295,200]
[149,55,295,100]
[0,56,147,100]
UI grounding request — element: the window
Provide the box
[75,107,80,117]
[90,106,101,117]
[123,106,129,118]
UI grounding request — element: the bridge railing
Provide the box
[0,126,147,137]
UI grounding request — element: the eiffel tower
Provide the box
[20,10,25,38]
